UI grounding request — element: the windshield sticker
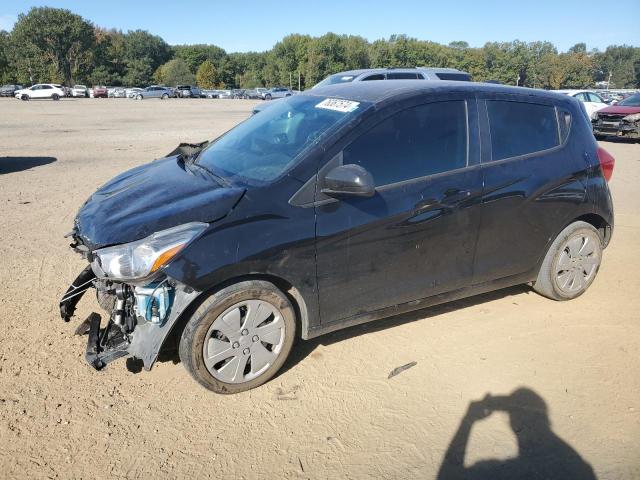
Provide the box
[315,98,360,113]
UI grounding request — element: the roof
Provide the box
[327,67,468,78]
[304,80,571,106]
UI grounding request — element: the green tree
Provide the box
[154,58,195,86]
[196,59,218,88]
[0,30,11,83]
[173,44,226,73]
[10,7,95,85]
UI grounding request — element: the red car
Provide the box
[92,86,108,98]
[592,93,640,140]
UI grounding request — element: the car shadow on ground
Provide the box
[436,387,597,479]
[0,156,56,174]
[277,284,532,379]
[151,284,533,374]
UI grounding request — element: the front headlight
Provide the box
[623,113,640,122]
[92,222,207,281]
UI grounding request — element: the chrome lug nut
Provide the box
[243,348,250,355]
[232,341,240,349]
[252,335,259,342]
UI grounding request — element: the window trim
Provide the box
[339,99,471,189]
[480,98,568,165]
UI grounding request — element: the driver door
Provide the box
[315,97,483,325]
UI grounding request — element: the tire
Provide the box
[51,93,60,101]
[179,280,296,394]
[161,93,168,99]
[21,94,29,101]
[533,221,603,301]
[136,94,143,100]
[265,94,272,100]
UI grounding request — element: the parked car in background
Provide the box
[0,84,23,97]
[72,85,89,97]
[201,89,219,98]
[243,89,262,99]
[556,90,608,119]
[126,88,144,98]
[217,89,232,99]
[175,85,201,98]
[92,86,108,98]
[592,93,640,140]
[261,87,293,100]
[313,67,471,88]
[60,81,614,394]
[110,87,127,98]
[14,83,67,101]
[232,89,246,99]
[133,86,173,100]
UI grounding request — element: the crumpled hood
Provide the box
[75,156,245,250]
[598,105,640,116]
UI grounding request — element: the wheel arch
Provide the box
[159,272,310,360]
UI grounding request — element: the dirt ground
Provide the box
[0,97,638,480]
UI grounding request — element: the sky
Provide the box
[1,0,638,53]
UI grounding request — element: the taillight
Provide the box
[597,146,615,182]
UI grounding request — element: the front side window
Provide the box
[343,101,468,186]
[618,94,640,107]
[197,95,368,184]
[487,100,559,161]
[587,93,604,103]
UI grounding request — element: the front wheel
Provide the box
[161,93,168,99]
[179,280,296,394]
[21,94,29,101]
[136,94,143,100]
[51,93,60,101]
[533,221,603,300]
[265,94,272,100]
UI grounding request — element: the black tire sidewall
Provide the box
[179,281,296,394]
[535,222,602,300]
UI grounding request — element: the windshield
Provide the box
[618,94,640,107]
[197,95,367,183]
[313,73,358,89]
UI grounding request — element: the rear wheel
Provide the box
[179,280,296,394]
[51,93,60,101]
[161,93,168,99]
[265,94,272,100]
[21,94,29,101]
[136,94,143,100]
[533,221,603,300]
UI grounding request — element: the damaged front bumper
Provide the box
[60,266,200,371]
[593,119,640,139]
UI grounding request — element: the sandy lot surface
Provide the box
[0,97,638,479]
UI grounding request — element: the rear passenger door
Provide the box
[473,95,587,285]
[315,96,483,325]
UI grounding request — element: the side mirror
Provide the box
[321,164,375,198]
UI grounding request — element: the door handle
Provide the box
[415,189,471,213]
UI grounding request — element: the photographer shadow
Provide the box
[437,387,597,480]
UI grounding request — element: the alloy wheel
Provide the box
[554,232,600,295]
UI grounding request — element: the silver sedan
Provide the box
[134,86,172,100]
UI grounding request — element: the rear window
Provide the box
[487,101,559,161]
[435,73,471,81]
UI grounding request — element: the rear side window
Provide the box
[387,72,421,80]
[343,101,468,186]
[486,101,559,161]
[435,73,471,81]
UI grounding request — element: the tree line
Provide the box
[1,7,639,91]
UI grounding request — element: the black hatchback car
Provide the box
[60,81,615,393]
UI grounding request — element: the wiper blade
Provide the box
[188,161,231,187]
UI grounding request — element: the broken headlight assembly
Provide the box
[91,222,208,281]
[622,113,640,123]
